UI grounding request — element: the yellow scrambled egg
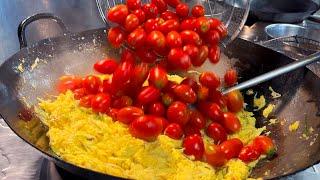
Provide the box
[37,75,265,180]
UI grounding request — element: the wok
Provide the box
[0,13,319,179]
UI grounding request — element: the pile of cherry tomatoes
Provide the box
[107,0,227,70]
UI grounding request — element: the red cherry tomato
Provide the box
[191,5,205,17]
[173,84,197,104]
[129,115,163,141]
[224,69,238,87]
[130,62,150,89]
[183,134,204,160]
[148,66,168,89]
[208,46,220,64]
[161,118,169,129]
[189,109,206,129]
[144,19,159,33]
[175,3,189,17]
[219,138,243,160]
[142,3,158,19]
[163,81,178,93]
[136,47,157,63]
[208,18,221,29]
[164,0,180,8]
[79,95,94,108]
[132,9,146,23]
[73,88,87,100]
[164,123,183,139]
[124,14,140,32]
[151,0,167,13]
[222,112,241,134]
[225,90,244,113]
[148,102,165,116]
[204,144,227,167]
[180,18,196,31]
[83,75,101,94]
[160,10,179,20]
[197,85,209,101]
[120,49,135,63]
[216,23,228,39]
[253,136,276,157]
[184,123,201,136]
[161,92,175,106]
[182,44,199,63]
[98,78,114,94]
[147,31,166,49]
[166,31,182,48]
[107,27,126,48]
[181,77,199,92]
[91,93,111,113]
[180,30,201,46]
[116,106,144,124]
[112,96,133,109]
[94,58,118,74]
[206,122,227,144]
[168,48,191,70]
[107,4,129,24]
[107,108,119,120]
[137,86,161,105]
[209,90,227,108]
[192,45,208,67]
[112,59,134,90]
[126,0,141,10]
[167,101,189,126]
[56,75,82,93]
[158,19,180,34]
[206,30,220,45]
[208,18,228,39]
[195,17,210,34]
[127,28,147,49]
[238,145,261,162]
[199,72,220,90]
[208,103,223,122]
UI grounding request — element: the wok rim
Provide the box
[0,28,319,179]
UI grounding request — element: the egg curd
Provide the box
[37,75,265,180]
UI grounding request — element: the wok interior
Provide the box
[0,28,319,179]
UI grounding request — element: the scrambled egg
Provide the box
[253,95,266,111]
[289,121,300,132]
[36,75,265,180]
[262,104,275,118]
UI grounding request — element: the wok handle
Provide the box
[18,13,69,49]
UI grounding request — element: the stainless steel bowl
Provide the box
[265,23,320,40]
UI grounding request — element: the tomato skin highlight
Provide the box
[158,19,180,34]
[116,106,144,124]
[129,115,164,141]
[180,18,196,31]
[182,44,199,63]
[136,47,157,63]
[189,109,206,129]
[148,66,168,89]
[206,122,227,144]
[73,88,87,100]
[107,4,129,24]
[126,0,141,10]
[124,14,140,32]
[224,69,238,87]
[112,59,134,91]
[208,46,220,64]
[132,9,146,23]
[204,144,227,167]
[225,90,244,113]
[127,28,147,49]
[94,58,118,74]
[167,101,189,126]
[146,31,166,49]
[173,84,197,104]
[208,103,223,122]
[222,112,241,134]
[206,30,220,45]
[253,136,276,157]
[167,48,191,70]
[137,86,161,105]
[160,10,179,20]
[183,134,205,160]
[175,3,189,18]
[199,72,220,90]
[151,0,168,13]
[112,96,133,109]
[180,30,201,46]
[108,27,126,48]
[79,95,94,108]
[191,5,205,17]
[238,145,261,163]
[83,75,101,94]
[130,62,150,89]
[144,19,159,33]
[148,102,166,116]
[166,31,182,48]
[195,17,210,34]
[219,138,243,160]
[142,3,159,19]
[91,93,111,113]
[192,45,208,67]
[164,123,183,139]
[181,77,199,92]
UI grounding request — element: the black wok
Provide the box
[0,14,319,179]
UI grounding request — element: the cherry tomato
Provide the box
[208,103,223,122]
[180,30,201,46]
[163,80,178,93]
[112,59,134,90]
[112,96,133,109]
[204,144,227,167]
[164,0,180,8]
[129,115,163,141]
[206,122,227,144]
[167,101,189,126]
[148,66,168,89]
[182,44,199,63]
[91,93,111,113]
[142,3,158,19]
[144,19,159,33]
[184,123,201,136]
[196,101,212,117]
[108,27,126,48]
[208,18,221,30]
[56,75,82,93]
[238,145,261,163]
[136,47,157,63]
[208,18,228,39]
[197,85,209,101]
[199,72,220,90]
[181,77,199,92]
[206,30,220,45]
[107,108,119,120]
[216,23,228,39]
[107,4,129,24]
[162,92,175,106]
[191,5,205,17]
[192,45,208,67]
[253,136,276,157]
[79,95,94,108]
[98,78,114,94]
[94,58,118,74]
[166,31,182,48]
[180,18,196,31]
[208,46,220,64]
[160,118,169,130]
[209,90,227,108]
[189,109,206,129]
[167,48,191,70]
[195,17,210,34]
[176,3,189,17]
[148,102,165,116]
[225,90,244,113]
[124,14,140,32]
[127,28,147,49]
[73,88,87,100]
[222,112,241,134]
[130,62,150,89]
[151,0,167,13]
[160,10,179,20]
[219,138,243,160]
[158,19,180,34]
[126,0,141,10]
[120,49,136,63]
[116,106,144,124]
[164,123,183,139]
[224,69,238,87]
[83,75,101,94]
[147,31,166,49]
[183,134,204,160]
[137,86,161,105]
[132,9,146,23]
[173,84,197,104]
